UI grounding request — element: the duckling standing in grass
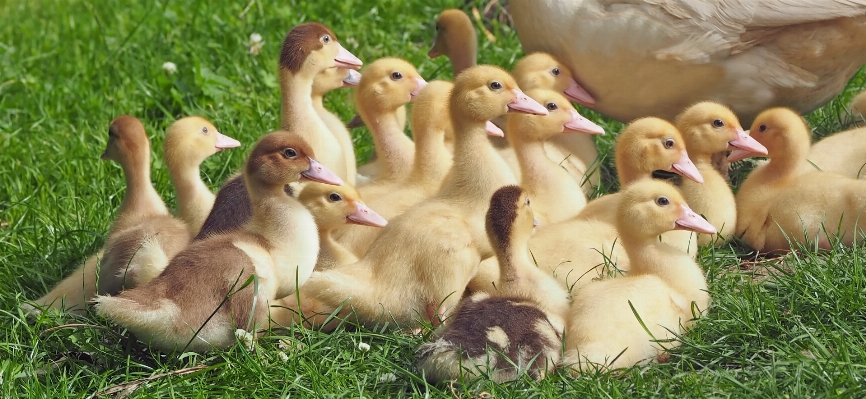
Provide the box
[675,102,767,246]
[95,132,342,352]
[23,116,239,314]
[564,180,716,372]
[734,108,866,253]
[415,186,569,383]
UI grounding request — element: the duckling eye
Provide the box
[328,193,343,202]
[526,197,531,206]
[546,102,558,111]
[282,148,298,159]
[390,71,403,81]
[758,124,768,133]
[489,81,503,91]
[321,35,331,44]
[656,197,670,206]
[712,119,725,128]
[663,138,675,149]
[551,67,560,76]
[201,126,208,134]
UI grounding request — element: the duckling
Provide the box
[675,102,767,246]
[196,23,359,238]
[428,9,477,76]
[354,58,428,184]
[23,116,239,314]
[415,186,569,383]
[735,108,866,253]
[808,126,866,179]
[511,0,866,126]
[312,67,360,186]
[563,180,716,372]
[281,66,547,330]
[331,80,455,257]
[507,88,603,224]
[94,131,343,352]
[297,182,388,270]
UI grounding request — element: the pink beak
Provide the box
[670,151,704,183]
[675,204,717,235]
[727,129,767,162]
[410,77,428,98]
[334,43,363,70]
[508,89,549,115]
[563,110,605,135]
[301,158,344,186]
[564,79,596,107]
[215,132,241,151]
[485,121,504,137]
[342,69,362,87]
[347,202,388,227]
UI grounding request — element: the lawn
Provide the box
[2,0,866,397]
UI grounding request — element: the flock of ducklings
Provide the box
[21,9,866,383]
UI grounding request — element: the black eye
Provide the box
[663,138,675,149]
[712,119,724,128]
[656,197,670,206]
[390,71,403,80]
[758,124,767,133]
[545,102,558,111]
[321,35,331,44]
[551,67,560,76]
[282,148,298,159]
[201,126,208,134]
[526,197,530,206]
[328,193,343,202]
[489,81,503,91]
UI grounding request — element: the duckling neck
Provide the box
[168,160,215,232]
[363,106,414,181]
[117,153,168,220]
[617,164,652,186]
[318,230,358,269]
[440,119,516,203]
[311,93,326,113]
[766,145,809,178]
[622,237,708,300]
[448,37,476,75]
[247,184,318,249]
[494,240,533,286]
[511,135,577,197]
[408,125,451,184]
[280,69,316,131]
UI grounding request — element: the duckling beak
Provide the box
[410,77,428,98]
[727,129,767,162]
[675,204,717,235]
[334,44,363,70]
[347,202,389,228]
[670,151,704,183]
[342,69,362,87]
[485,121,504,137]
[302,158,344,186]
[214,132,241,151]
[563,110,605,134]
[533,218,540,227]
[508,89,549,115]
[563,79,596,107]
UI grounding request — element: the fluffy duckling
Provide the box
[415,186,569,383]
[354,58,427,184]
[297,182,388,270]
[808,126,866,179]
[332,81,455,257]
[312,67,360,186]
[94,132,342,352]
[281,66,547,330]
[564,180,716,372]
[428,9,476,76]
[675,102,767,246]
[507,88,603,224]
[735,108,866,252]
[24,117,239,314]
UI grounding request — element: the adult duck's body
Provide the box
[510,0,866,125]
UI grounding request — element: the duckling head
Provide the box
[676,102,766,159]
[729,107,811,162]
[312,67,356,97]
[617,180,717,240]
[279,22,362,77]
[451,65,548,129]
[614,117,704,184]
[507,88,604,142]
[428,9,475,61]
[486,185,536,261]
[101,115,149,164]
[298,182,387,230]
[163,117,240,168]
[356,57,427,113]
[513,52,595,106]
[244,131,344,188]
[410,80,455,141]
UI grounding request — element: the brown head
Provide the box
[298,182,388,232]
[429,9,477,73]
[506,88,604,143]
[614,117,704,185]
[279,22,362,76]
[101,115,150,166]
[163,116,240,169]
[486,185,536,257]
[243,131,344,189]
[356,57,427,114]
[675,102,766,159]
[410,80,455,142]
[732,107,812,163]
[513,52,595,106]
[450,65,548,129]
[617,180,716,241]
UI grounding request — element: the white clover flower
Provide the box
[278,351,290,362]
[250,33,263,44]
[162,61,177,75]
[249,32,264,55]
[234,328,255,351]
[377,372,397,383]
[357,342,371,352]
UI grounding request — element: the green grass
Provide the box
[3,0,866,397]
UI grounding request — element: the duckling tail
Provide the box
[93,289,181,341]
